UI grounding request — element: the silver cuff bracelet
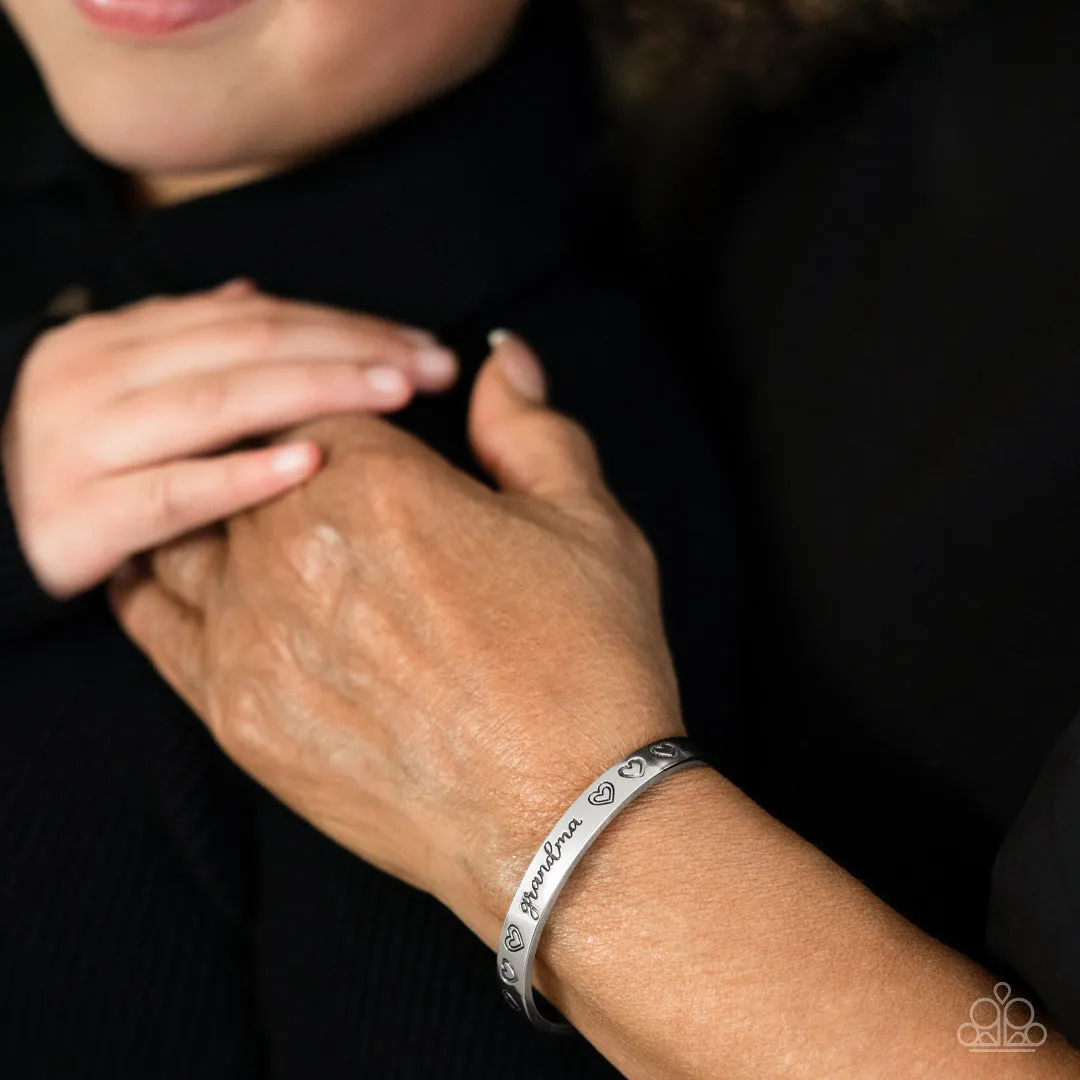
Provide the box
[496,735,708,1033]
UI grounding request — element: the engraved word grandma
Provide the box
[519,817,584,920]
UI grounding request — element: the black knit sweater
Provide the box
[0,6,736,1077]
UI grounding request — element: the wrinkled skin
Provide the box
[110,342,685,939]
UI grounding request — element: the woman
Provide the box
[0,1,734,1076]
[111,0,1080,1074]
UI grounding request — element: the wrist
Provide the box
[485,734,710,1032]
[529,764,725,1010]
[465,717,688,933]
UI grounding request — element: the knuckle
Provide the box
[521,410,566,445]
[214,680,273,759]
[282,520,349,593]
[534,413,600,471]
[587,502,656,568]
[558,415,597,455]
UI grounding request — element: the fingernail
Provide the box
[363,366,410,395]
[490,329,546,404]
[272,443,316,475]
[414,346,457,380]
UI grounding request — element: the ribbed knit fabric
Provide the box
[0,5,736,1077]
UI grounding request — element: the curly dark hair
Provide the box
[585,0,965,115]
[581,0,968,268]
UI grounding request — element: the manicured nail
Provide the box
[363,366,410,395]
[272,443,316,475]
[414,346,457,380]
[489,329,546,404]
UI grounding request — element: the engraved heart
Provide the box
[588,781,615,806]
[500,958,518,983]
[650,741,679,759]
[502,988,522,1012]
[504,925,524,952]
[618,756,647,779]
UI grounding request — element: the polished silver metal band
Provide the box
[496,735,707,1033]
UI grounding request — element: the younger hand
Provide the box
[0,280,457,598]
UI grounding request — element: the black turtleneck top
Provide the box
[0,6,735,1077]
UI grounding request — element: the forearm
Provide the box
[113,332,1080,1075]
[520,767,1080,1080]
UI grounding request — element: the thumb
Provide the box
[468,330,604,506]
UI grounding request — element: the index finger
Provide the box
[112,302,457,393]
[108,286,438,351]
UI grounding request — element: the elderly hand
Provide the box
[108,333,685,944]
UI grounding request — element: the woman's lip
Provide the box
[73,0,255,36]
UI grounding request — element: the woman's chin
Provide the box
[48,87,272,186]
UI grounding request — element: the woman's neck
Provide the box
[130,161,286,209]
